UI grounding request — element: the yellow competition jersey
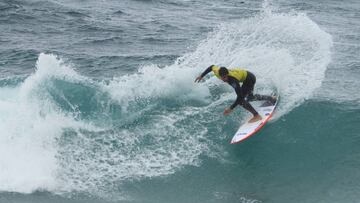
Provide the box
[211,65,248,82]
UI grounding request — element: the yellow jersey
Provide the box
[211,65,248,82]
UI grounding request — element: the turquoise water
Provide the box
[0,0,359,202]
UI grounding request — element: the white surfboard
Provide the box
[230,95,279,144]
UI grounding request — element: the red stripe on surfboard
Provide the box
[230,106,277,144]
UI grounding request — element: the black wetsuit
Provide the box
[200,66,273,116]
[227,72,259,116]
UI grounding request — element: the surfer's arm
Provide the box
[200,65,214,78]
[195,65,214,82]
[229,79,244,110]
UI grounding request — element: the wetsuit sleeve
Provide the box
[200,65,214,78]
[228,77,243,110]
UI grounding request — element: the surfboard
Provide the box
[230,95,279,144]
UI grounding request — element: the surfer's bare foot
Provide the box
[249,114,262,123]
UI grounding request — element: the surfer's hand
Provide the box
[194,76,203,83]
[223,108,232,116]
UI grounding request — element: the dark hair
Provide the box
[219,67,229,77]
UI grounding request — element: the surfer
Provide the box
[195,65,275,123]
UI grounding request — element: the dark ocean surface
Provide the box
[0,0,359,202]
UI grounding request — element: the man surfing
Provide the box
[195,65,275,123]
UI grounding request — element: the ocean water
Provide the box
[0,0,359,202]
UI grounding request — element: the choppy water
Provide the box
[0,0,359,203]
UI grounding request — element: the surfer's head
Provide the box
[219,67,229,82]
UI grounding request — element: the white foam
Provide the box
[0,54,96,193]
[177,10,332,117]
[102,64,211,112]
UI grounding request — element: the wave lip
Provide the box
[0,53,211,198]
[0,53,94,194]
